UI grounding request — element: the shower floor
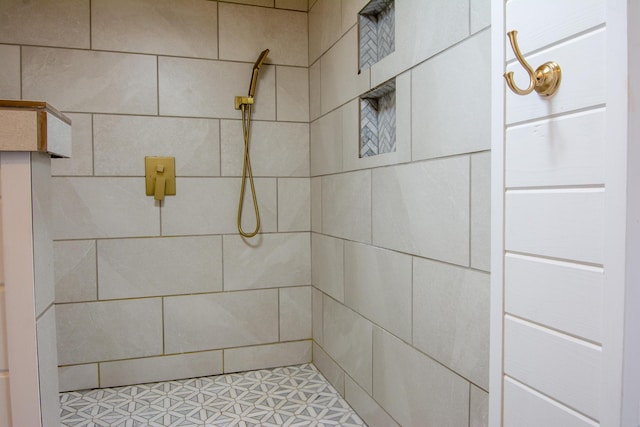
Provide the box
[59,363,367,427]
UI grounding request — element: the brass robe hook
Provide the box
[504,30,562,97]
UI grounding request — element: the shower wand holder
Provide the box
[235,96,254,110]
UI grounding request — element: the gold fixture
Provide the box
[145,156,175,202]
[235,96,254,110]
[504,30,562,97]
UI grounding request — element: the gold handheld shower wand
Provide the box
[235,49,269,238]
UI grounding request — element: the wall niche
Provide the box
[359,0,395,71]
[360,79,396,158]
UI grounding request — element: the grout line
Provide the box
[19,46,23,100]
[277,288,281,342]
[89,0,92,51]
[94,239,99,300]
[161,297,165,354]
[469,155,473,267]
[220,235,225,292]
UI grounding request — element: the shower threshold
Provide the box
[59,363,367,426]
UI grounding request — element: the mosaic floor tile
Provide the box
[60,364,367,427]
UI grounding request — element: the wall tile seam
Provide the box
[54,231,310,241]
[54,174,308,179]
[308,17,358,69]
[218,1,307,12]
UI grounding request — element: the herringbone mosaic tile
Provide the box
[359,0,395,70]
[360,80,396,158]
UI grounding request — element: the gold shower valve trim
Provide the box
[145,156,176,202]
[235,96,254,110]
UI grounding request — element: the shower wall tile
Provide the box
[372,157,470,265]
[163,290,279,353]
[322,170,371,244]
[275,0,308,12]
[471,0,491,34]
[159,57,275,120]
[0,0,89,48]
[470,384,489,427]
[51,113,93,177]
[54,240,97,303]
[0,373,8,426]
[161,177,277,236]
[99,350,223,388]
[36,308,61,427]
[323,296,373,393]
[320,27,370,115]
[311,234,344,302]
[220,0,274,10]
[0,289,7,370]
[56,298,163,365]
[411,30,491,161]
[311,177,322,233]
[278,178,310,232]
[58,364,98,393]
[344,242,411,342]
[94,115,220,177]
[471,151,491,271]
[52,177,159,240]
[220,121,309,177]
[413,258,490,389]
[92,0,217,59]
[373,327,470,427]
[276,66,309,122]
[0,44,20,100]
[223,233,310,291]
[279,286,312,341]
[308,0,342,63]
[344,376,400,427]
[22,47,157,115]
[219,3,308,67]
[312,287,323,345]
[310,107,343,176]
[308,0,319,10]
[341,0,369,35]
[98,236,223,300]
[224,341,311,373]
[313,342,345,396]
[309,61,322,120]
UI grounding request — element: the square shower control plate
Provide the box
[145,156,176,197]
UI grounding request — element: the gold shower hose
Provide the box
[237,103,260,238]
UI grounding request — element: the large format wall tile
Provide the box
[313,342,345,396]
[373,327,470,427]
[54,240,97,303]
[309,61,321,120]
[311,233,344,302]
[58,364,98,393]
[310,108,343,176]
[221,121,309,177]
[276,66,309,122]
[340,0,369,35]
[223,341,311,373]
[0,44,20,100]
[280,286,311,341]
[223,233,310,291]
[23,47,157,115]
[278,178,310,232]
[92,0,217,58]
[94,115,220,177]
[219,3,307,67]
[312,288,323,346]
[470,384,489,427]
[471,151,491,271]
[0,0,89,48]
[322,170,371,243]
[56,298,163,365]
[345,376,400,427]
[344,242,412,342]
[413,258,490,389]
[163,290,278,353]
[161,178,276,236]
[159,57,275,120]
[308,0,341,64]
[98,236,223,299]
[372,157,470,265]
[311,177,322,232]
[323,296,372,393]
[51,113,93,176]
[471,0,491,34]
[52,177,159,239]
[275,0,307,12]
[0,289,6,370]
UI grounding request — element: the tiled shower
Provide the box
[0,0,490,426]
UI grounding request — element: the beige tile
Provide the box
[23,47,157,115]
[320,27,370,115]
[161,177,277,235]
[280,286,312,341]
[51,113,93,176]
[344,242,412,342]
[322,170,371,243]
[471,0,491,33]
[52,177,159,239]
[311,234,344,302]
[345,376,399,427]
[471,151,491,271]
[413,258,490,389]
[219,3,307,67]
[159,57,275,120]
[372,157,470,265]
[278,178,310,232]
[308,0,318,9]
[0,289,6,370]
[54,240,97,303]
[163,290,278,353]
[58,364,98,392]
[92,0,217,58]
[309,61,321,120]
[412,30,491,161]
[373,327,470,427]
[220,121,309,177]
[313,342,345,396]
[98,236,222,300]
[341,0,369,34]
[308,0,341,63]
[470,384,489,427]
[0,0,89,48]
[223,233,310,291]
[56,298,163,365]
[224,341,311,373]
[36,307,60,426]
[323,296,372,393]
[100,351,223,388]
[94,115,220,177]
[0,373,9,427]
[0,44,20,100]
[312,287,323,346]
[275,0,307,11]
[311,177,322,233]
[310,107,343,176]
[276,66,309,122]
[221,0,274,8]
